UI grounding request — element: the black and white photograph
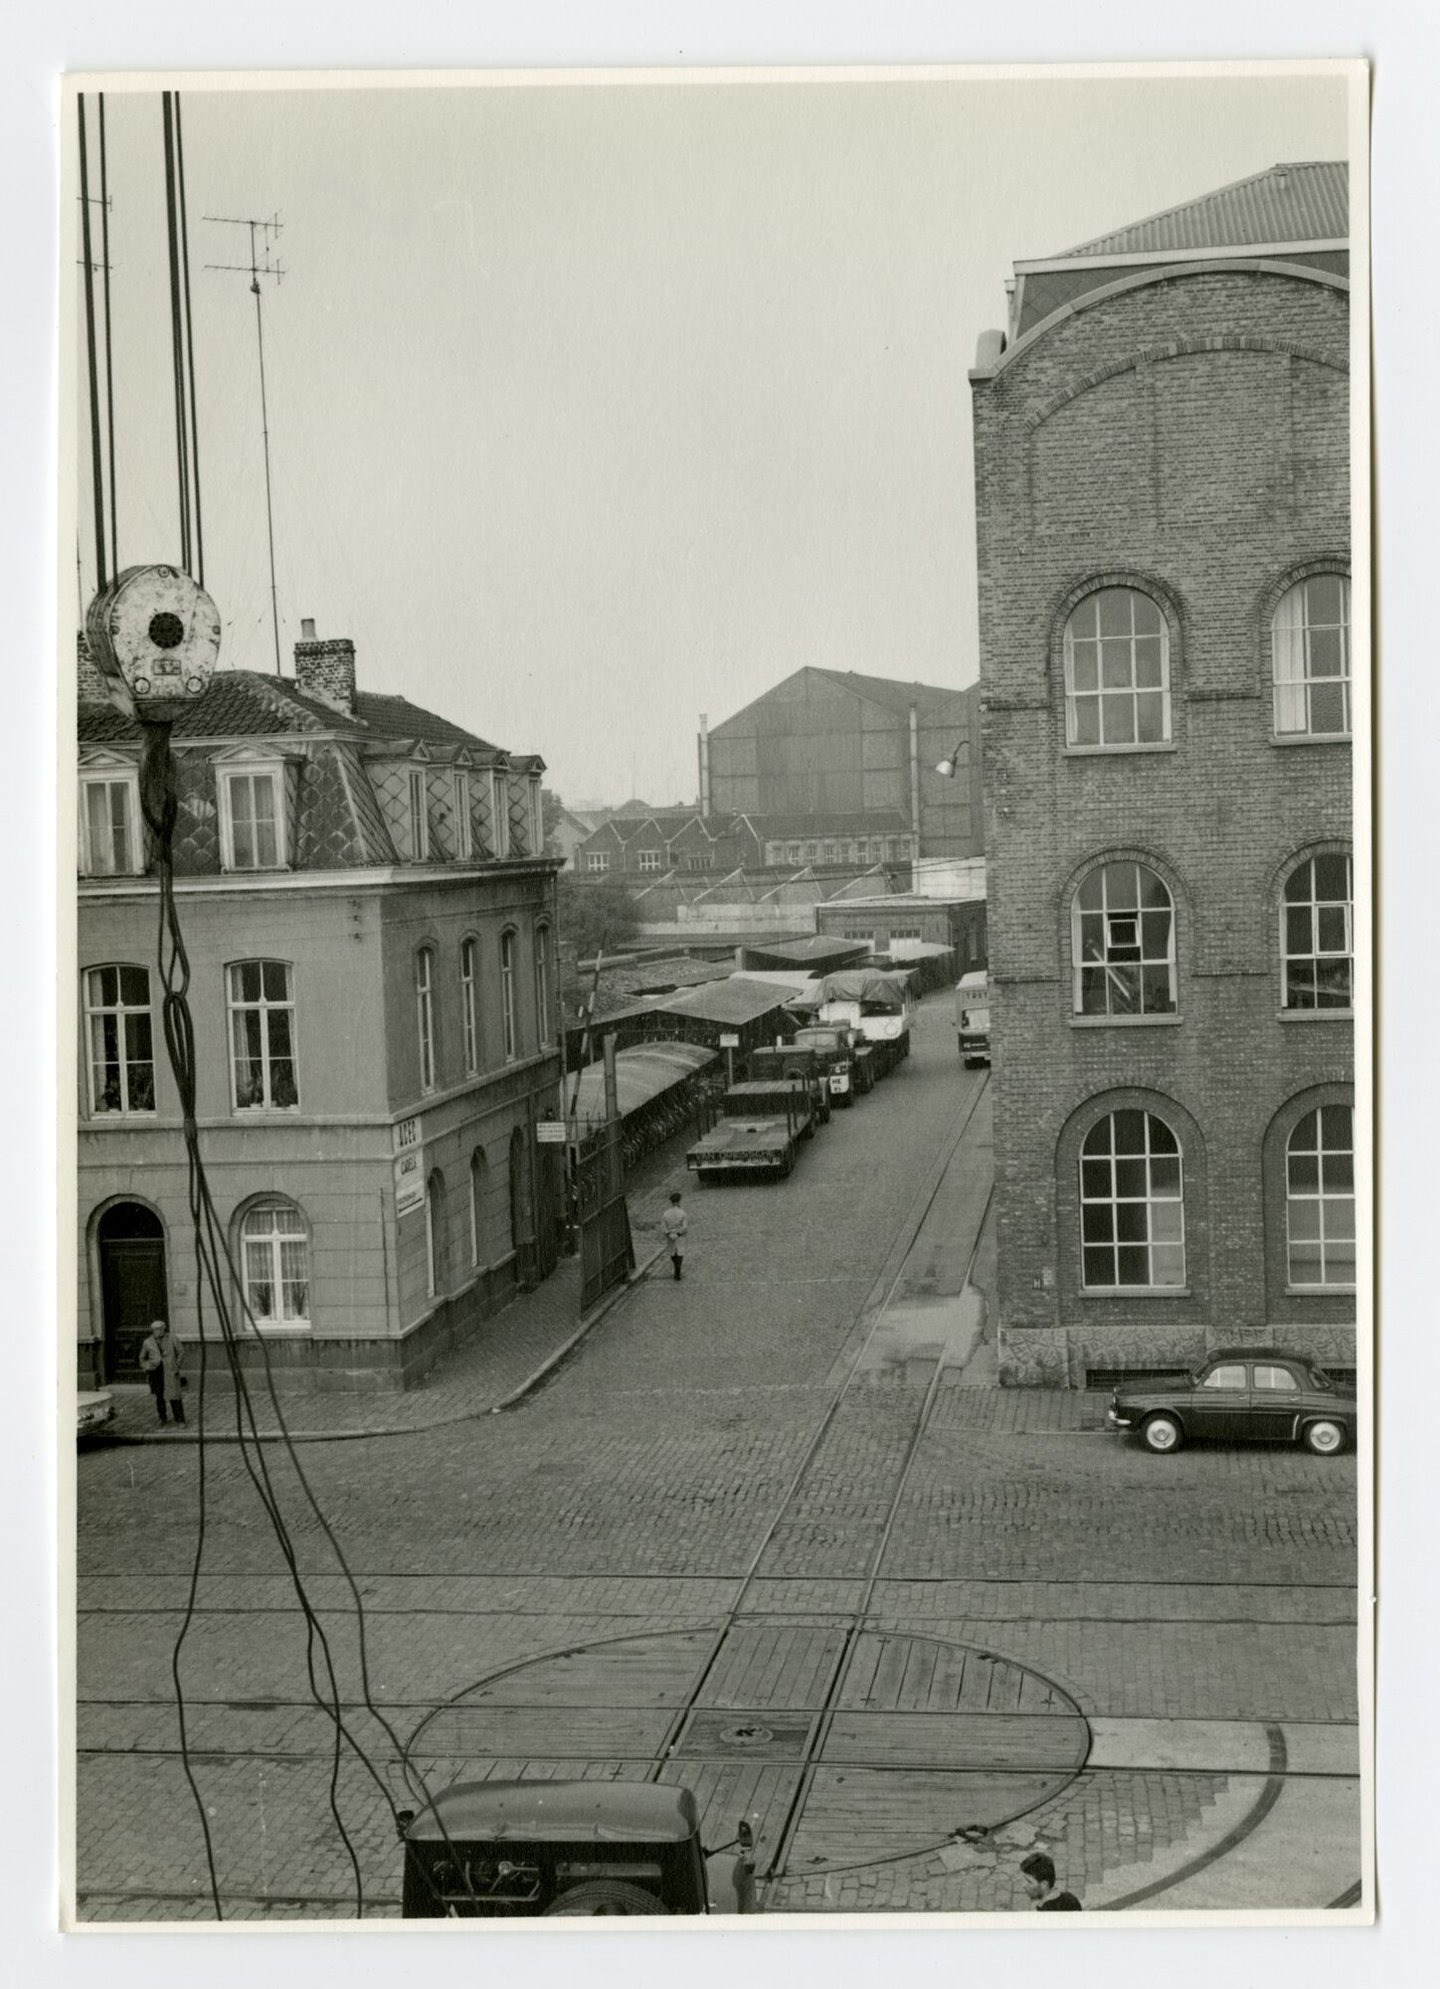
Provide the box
[56,52,1373,1936]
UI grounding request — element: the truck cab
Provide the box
[955,971,990,1066]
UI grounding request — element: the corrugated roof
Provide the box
[570,1041,716,1123]
[746,936,871,966]
[1063,161,1347,259]
[652,977,799,1025]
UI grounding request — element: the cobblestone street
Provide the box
[74,1001,1360,1921]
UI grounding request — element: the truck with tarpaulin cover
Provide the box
[799,970,913,1080]
[685,1077,814,1181]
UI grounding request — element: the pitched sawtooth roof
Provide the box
[1063,161,1347,259]
[744,808,912,838]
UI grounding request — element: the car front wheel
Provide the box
[1142,1413,1183,1454]
[1303,1418,1347,1456]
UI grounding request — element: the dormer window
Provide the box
[79,768,142,877]
[453,770,473,858]
[219,764,286,871]
[409,768,430,860]
[491,772,510,858]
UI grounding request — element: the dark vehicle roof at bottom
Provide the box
[406,1780,700,1842]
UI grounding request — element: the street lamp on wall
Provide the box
[934,741,964,778]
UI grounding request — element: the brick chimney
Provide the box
[293,619,357,715]
[76,632,111,705]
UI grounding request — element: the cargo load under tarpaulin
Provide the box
[793,970,908,1012]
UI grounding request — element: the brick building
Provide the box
[971,162,1356,1386]
[576,806,918,879]
[77,628,564,1393]
[700,668,983,861]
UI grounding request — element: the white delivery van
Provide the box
[955,971,990,1067]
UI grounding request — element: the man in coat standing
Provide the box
[139,1319,187,1425]
[659,1191,688,1282]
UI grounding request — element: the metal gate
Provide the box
[575,1118,634,1313]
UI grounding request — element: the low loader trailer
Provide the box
[685,1079,814,1182]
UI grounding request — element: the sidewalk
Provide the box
[102,1148,692,1447]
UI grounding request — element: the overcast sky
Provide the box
[72,70,1348,806]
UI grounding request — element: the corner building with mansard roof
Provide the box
[76,629,564,1392]
[969,163,1356,1386]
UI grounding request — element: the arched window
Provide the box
[1080,1110,1185,1288]
[500,930,518,1061]
[85,964,156,1114]
[1072,863,1176,1016]
[425,1168,447,1298]
[1063,588,1170,748]
[469,1147,489,1267]
[460,938,479,1074]
[1287,1105,1355,1287]
[1272,574,1350,738]
[227,960,298,1109]
[240,1201,311,1327]
[416,946,437,1091]
[534,925,552,1047]
[1282,854,1352,1010]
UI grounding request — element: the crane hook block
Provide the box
[85,565,222,722]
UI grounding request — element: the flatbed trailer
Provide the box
[743,1045,834,1123]
[685,1080,813,1181]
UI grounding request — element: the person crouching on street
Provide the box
[1019,1850,1081,1911]
[139,1318,187,1425]
[659,1191,688,1282]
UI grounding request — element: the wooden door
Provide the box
[99,1232,168,1382]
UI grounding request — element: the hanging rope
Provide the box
[161,93,192,574]
[98,94,118,578]
[175,95,205,587]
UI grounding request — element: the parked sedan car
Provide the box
[77,1389,115,1439]
[1106,1349,1355,1455]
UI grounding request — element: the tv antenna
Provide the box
[205,212,286,673]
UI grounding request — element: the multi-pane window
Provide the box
[469,1147,488,1267]
[416,947,436,1092]
[500,930,517,1061]
[453,771,473,858]
[409,769,430,860]
[1064,589,1170,748]
[227,960,298,1109]
[1072,863,1176,1016]
[534,926,551,1046]
[1080,1110,1185,1288]
[1287,1105,1356,1287]
[460,938,479,1074]
[585,851,610,873]
[637,849,663,873]
[1282,854,1352,1010]
[85,964,155,1114]
[1273,575,1351,738]
[241,1203,310,1326]
[80,774,141,876]
[425,1169,447,1298]
[222,770,283,870]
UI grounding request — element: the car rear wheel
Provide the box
[1142,1413,1183,1454]
[1303,1418,1346,1456]
[544,1879,668,1916]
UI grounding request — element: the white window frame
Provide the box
[636,848,663,873]
[226,960,299,1111]
[1272,575,1351,739]
[409,767,430,861]
[1080,1111,1186,1290]
[1063,588,1171,750]
[534,925,552,1046]
[1281,854,1353,1012]
[1286,1106,1356,1289]
[491,773,510,857]
[453,770,473,859]
[585,850,610,874]
[500,928,517,1062]
[240,1201,312,1329]
[416,946,437,1093]
[460,937,479,1074]
[1071,862,1177,1017]
[79,768,143,877]
[84,963,156,1115]
[219,761,287,871]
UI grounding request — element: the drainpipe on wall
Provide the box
[908,703,921,852]
[698,714,711,817]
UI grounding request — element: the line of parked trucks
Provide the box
[685,970,915,1184]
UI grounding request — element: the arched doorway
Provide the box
[96,1202,168,1383]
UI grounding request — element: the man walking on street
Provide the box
[139,1318,187,1425]
[1019,1850,1081,1911]
[659,1191,688,1281]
